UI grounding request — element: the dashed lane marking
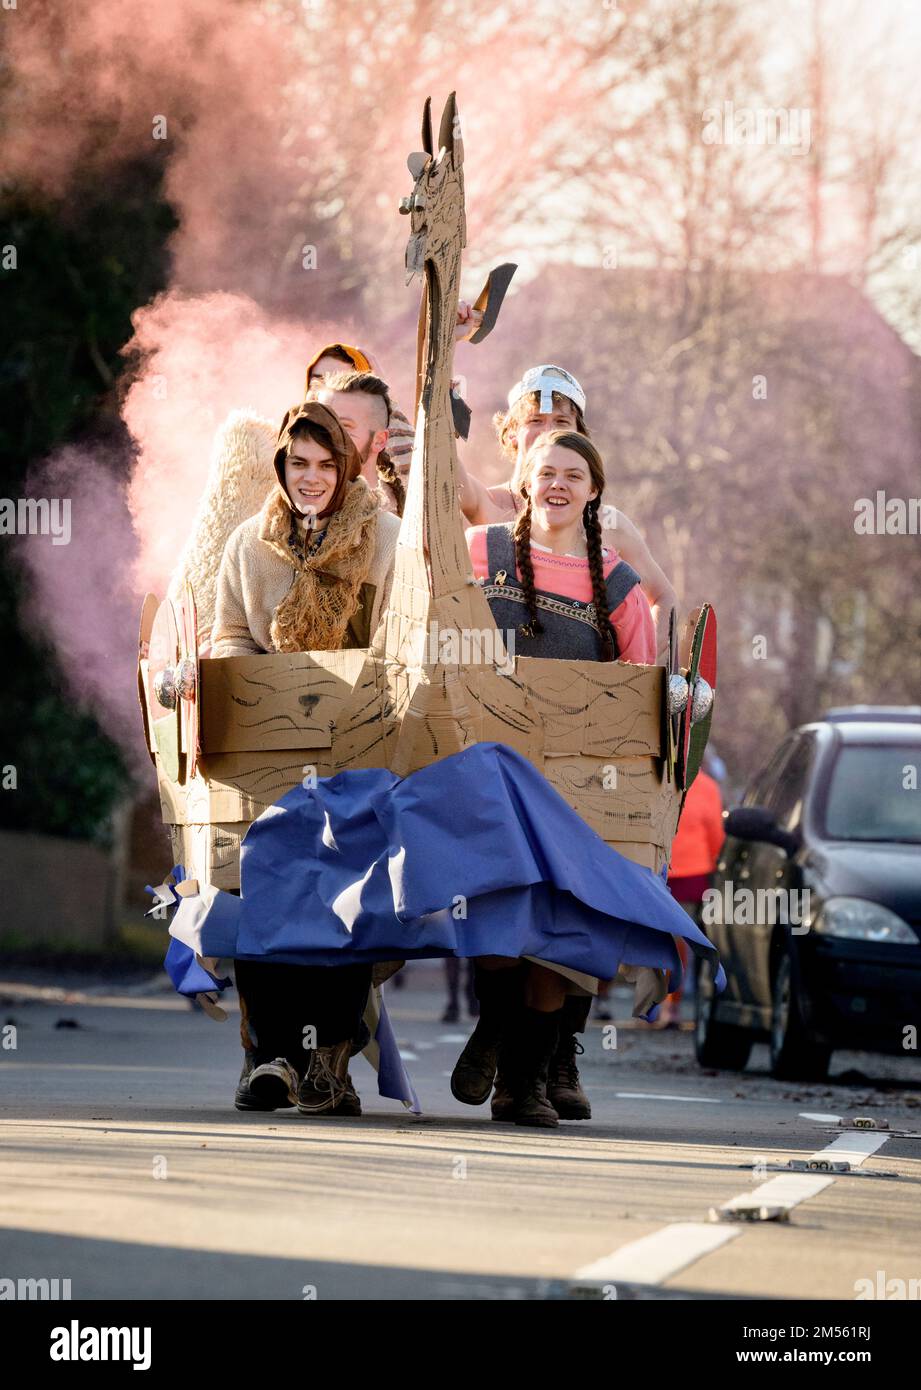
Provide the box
[614,1092,722,1103]
[806,1132,889,1165]
[570,1119,892,1294]
[574,1223,742,1285]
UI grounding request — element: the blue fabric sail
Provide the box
[169,742,725,1000]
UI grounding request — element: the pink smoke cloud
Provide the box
[121,291,363,594]
[3,0,585,764]
[19,445,144,763]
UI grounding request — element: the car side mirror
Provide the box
[724,805,799,857]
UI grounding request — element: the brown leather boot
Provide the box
[549,994,592,1119]
[548,1034,592,1119]
[490,1056,515,1121]
[297,1041,362,1116]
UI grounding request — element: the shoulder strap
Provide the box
[485,523,517,579]
[604,559,642,613]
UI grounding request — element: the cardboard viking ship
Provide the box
[138,94,717,916]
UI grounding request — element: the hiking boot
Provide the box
[490,1037,515,1120]
[505,1006,562,1129]
[513,1076,559,1128]
[490,1074,515,1121]
[297,1040,362,1116]
[234,1054,299,1112]
[451,1018,501,1105]
[548,1034,592,1120]
[450,963,523,1106]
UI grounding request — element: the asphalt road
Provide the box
[1,965,920,1301]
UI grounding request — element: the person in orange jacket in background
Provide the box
[660,767,726,1026]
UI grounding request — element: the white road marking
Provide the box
[571,1120,892,1291]
[438,1034,468,1044]
[614,1092,722,1104]
[719,1173,833,1212]
[799,1111,841,1123]
[399,1051,419,1062]
[807,1132,889,1166]
[574,1223,742,1284]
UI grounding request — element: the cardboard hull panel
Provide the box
[149,647,681,892]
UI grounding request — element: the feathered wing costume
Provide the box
[167,410,277,648]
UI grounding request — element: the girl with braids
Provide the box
[454,430,655,1128]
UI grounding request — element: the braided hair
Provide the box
[583,495,617,661]
[516,430,617,660]
[373,450,406,517]
[511,496,545,640]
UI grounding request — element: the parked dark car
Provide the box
[695,708,921,1080]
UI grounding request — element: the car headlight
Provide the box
[813,897,917,943]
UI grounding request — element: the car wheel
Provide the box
[769,948,831,1081]
[694,960,753,1070]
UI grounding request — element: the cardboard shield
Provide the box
[176,582,201,781]
[680,606,716,795]
[682,605,717,792]
[147,598,182,785]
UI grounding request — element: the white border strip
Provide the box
[574,1222,742,1284]
[808,1132,889,1165]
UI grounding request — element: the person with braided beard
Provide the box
[304,346,414,517]
[308,369,409,521]
[454,430,656,1127]
[303,303,481,516]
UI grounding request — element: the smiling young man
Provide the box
[309,369,409,517]
[455,364,676,650]
[305,304,483,511]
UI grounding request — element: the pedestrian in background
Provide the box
[660,767,725,1026]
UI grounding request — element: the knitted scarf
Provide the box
[258,478,380,652]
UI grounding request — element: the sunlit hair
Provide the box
[493,388,590,469]
[512,430,615,661]
[308,369,405,517]
[307,345,355,379]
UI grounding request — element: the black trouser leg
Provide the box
[504,1005,561,1110]
[234,960,372,1073]
[560,993,591,1035]
[464,960,479,1016]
